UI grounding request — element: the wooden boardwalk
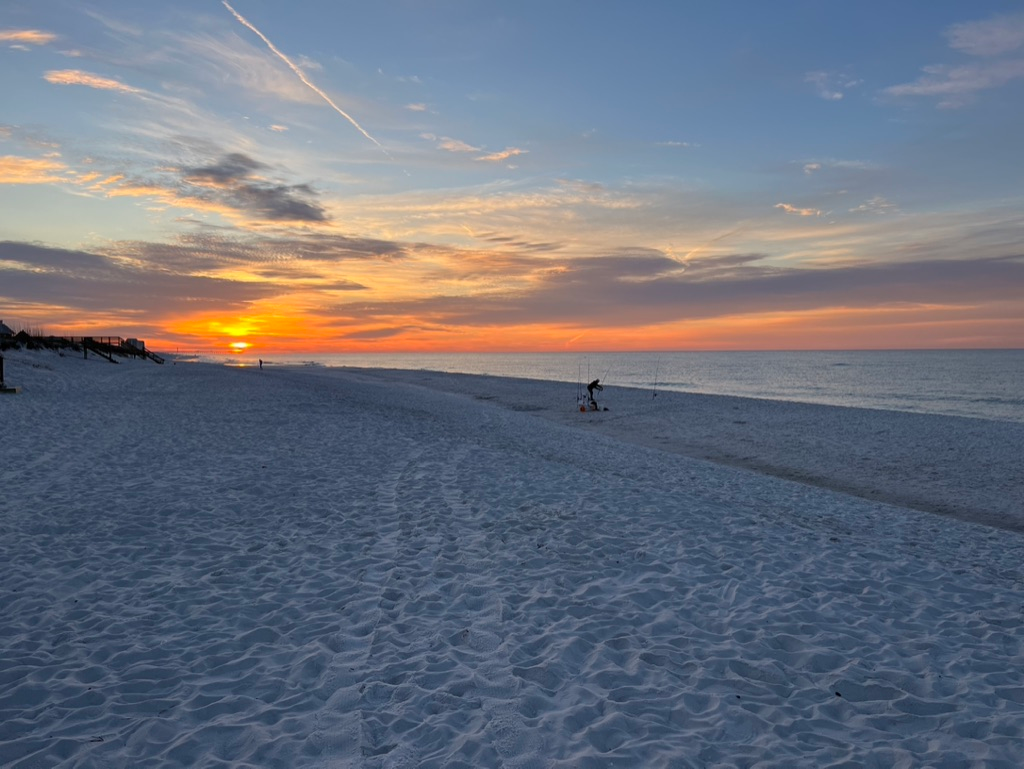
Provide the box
[2,335,165,364]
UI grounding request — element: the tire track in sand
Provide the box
[437,444,546,768]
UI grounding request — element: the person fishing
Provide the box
[587,378,604,410]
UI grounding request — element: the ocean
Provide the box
[221,349,1023,424]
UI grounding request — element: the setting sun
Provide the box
[229,342,250,352]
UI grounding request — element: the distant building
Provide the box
[0,320,14,337]
[125,338,146,351]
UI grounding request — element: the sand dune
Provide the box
[1,351,1022,768]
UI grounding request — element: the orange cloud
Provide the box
[0,155,67,184]
[775,202,822,217]
[86,174,126,190]
[0,29,56,45]
[106,182,244,219]
[44,69,143,94]
[476,147,528,162]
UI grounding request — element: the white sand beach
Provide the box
[1,350,1022,768]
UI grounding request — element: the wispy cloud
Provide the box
[81,10,143,39]
[884,60,1024,108]
[801,158,875,176]
[775,203,822,217]
[0,240,274,316]
[422,134,480,153]
[475,147,527,163]
[805,70,861,101]
[100,232,396,275]
[0,29,57,46]
[29,148,333,225]
[420,134,526,163]
[165,31,315,107]
[0,155,67,184]
[884,12,1024,107]
[417,134,524,162]
[222,1,387,153]
[849,196,899,215]
[946,12,1024,57]
[43,69,143,94]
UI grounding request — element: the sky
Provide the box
[2,0,1023,355]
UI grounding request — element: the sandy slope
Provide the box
[1,352,1022,768]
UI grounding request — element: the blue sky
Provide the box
[2,0,1023,352]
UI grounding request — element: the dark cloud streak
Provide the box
[329,252,1024,329]
[103,231,405,274]
[0,241,275,313]
[177,152,328,223]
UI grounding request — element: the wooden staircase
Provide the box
[73,337,165,364]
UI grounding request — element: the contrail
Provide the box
[222,1,386,152]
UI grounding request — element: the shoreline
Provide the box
[177,348,1024,424]
[330,365,1024,534]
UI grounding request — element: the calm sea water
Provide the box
[224,350,1023,423]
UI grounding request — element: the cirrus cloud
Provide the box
[775,203,822,217]
[946,12,1024,57]
[883,60,1024,108]
[476,147,527,163]
[805,70,862,101]
[44,69,144,94]
[0,155,67,184]
[883,12,1024,108]
[0,29,56,46]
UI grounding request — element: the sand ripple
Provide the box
[1,356,1022,767]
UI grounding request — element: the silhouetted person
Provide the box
[587,378,603,409]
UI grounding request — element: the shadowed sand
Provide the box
[1,352,1022,768]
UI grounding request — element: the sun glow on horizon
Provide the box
[139,298,1024,357]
